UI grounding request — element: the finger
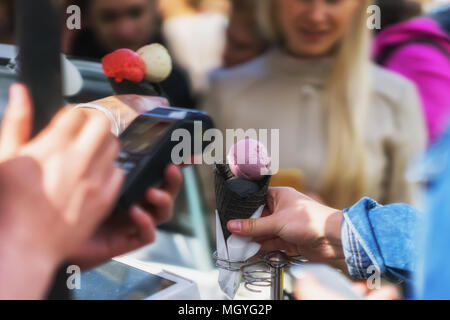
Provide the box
[258,238,293,253]
[95,167,125,221]
[252,235,278,243]
[86,135,120,180]
[161,165,184,197]
[47,107,88,143]
[71,113,119,180]
[227,214,280,238]
[141,96,169,108]
[261,205,272,218]
[0,84,33,159]
[103,207,157,256]
[142,188,174,225]
[130,96,170,112]
[103,206,156,257]
[265,188,276,214]
[129,206,157,244]
[74,112,113,156]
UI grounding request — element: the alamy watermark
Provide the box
[66,5,82,30]
[367,5,382,30]
[170,124,280,176]
[366,265,381,290]
[66,265,81,290]
[63,4,383,32]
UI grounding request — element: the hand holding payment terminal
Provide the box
[112,106,214,215]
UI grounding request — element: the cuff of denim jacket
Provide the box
[341,199,381,280]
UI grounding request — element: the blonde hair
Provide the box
[258,0,373,209]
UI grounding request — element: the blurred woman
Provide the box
[374,0,450,144]
[203,0,427,210]
[223,0,269,68]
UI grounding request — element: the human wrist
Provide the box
[72,103,120,136]
[324,208,345,260]
[0,239,59,299]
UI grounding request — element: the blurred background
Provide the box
[0,0,449,300]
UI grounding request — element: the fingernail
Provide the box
[228,221,242,232]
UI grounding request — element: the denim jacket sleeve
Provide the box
[341,197,420,283]
[414,128,450,299]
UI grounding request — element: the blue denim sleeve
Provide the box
[341,197,420,283]
[414,128,450,299]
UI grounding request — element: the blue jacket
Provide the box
[341,129,450,299]
[341,198,419,284]
[414,128,450,299]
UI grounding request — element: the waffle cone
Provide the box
[215,164,270,240]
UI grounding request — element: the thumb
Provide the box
[227,214,280,238]
[0,83,33,160]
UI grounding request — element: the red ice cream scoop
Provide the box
[101,44,173,98]
[102,48,146,83]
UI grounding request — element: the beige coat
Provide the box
[200,49,427,211]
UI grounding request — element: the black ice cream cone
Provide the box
[215,164,271,240]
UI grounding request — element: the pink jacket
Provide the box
[373,18,450,144]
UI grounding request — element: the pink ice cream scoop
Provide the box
[227,139,271,181]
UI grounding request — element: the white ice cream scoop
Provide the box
[137,44,173,83]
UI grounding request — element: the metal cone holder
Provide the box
[214,251,307,300]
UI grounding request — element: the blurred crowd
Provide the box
[53,0,449,210]
[0,0,449,300]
